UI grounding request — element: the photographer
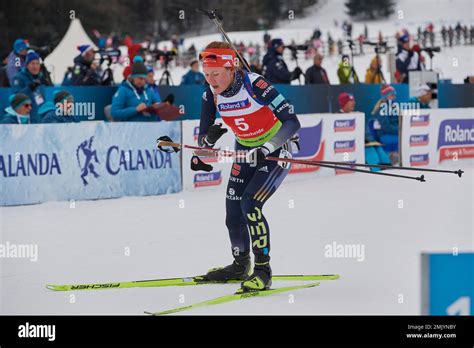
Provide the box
[111,56,161,122]
[337,54,359,84]
[11,50,52,123]
[6,39,29,85]
[262,38,302,84]
[365,56,384,84]
[69,45,101,86]
[395,34,421,83]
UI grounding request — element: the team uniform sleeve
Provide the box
[198,86,217,147]
[251,75,301,152]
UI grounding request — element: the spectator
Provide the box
[123,43,144,80]
[365,56,384,84]
[180,60,205,85]
[448,26,454,47]
[455,22,462,44]
[395,34,421,83]
[68,45,101,86]
[262,38,302,84]
[368,84,400,160]
[1,93,33,124]
[145,66,161,100]
[305,53,329,84]
[408,84,432,109]
[111,56,161,122]
[337,92,355,113]
[11,50,51,123]
[337,54,359,84]
[39,90,78,123]
[338,92,391,171]
[6,38,29,85]
[441,26,447,46]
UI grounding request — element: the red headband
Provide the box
[199,48,236,68]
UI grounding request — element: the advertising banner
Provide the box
[401,108,474,167]
[0,121,181,206]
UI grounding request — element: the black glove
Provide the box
[190,155,213,172]
[291,67,303,80]
[204,123,228,146]
[246,146,270,167]
[28,80,41,91]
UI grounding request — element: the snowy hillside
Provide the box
[148,0,474,84]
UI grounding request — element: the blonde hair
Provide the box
[204,41,243,69]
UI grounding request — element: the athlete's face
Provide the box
[203,67,234,94]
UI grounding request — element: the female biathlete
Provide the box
[197,41,301,292]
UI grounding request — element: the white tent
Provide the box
[44,19,96,84]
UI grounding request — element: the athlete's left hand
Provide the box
[246,146,270,167]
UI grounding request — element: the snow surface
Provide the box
[1,166,472,315]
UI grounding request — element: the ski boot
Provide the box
[238,259,272,293]
[197,251,251,282]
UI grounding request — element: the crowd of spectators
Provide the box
[0,22,468,168]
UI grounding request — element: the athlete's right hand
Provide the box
[204,123,228,146]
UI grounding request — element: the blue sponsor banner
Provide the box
[0,121,181,205]
[422,253,474,315]
[1,83,472,122]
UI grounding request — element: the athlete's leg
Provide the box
[202,142,257,281]
[239,143,292,290]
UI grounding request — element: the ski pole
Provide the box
[196,8,252,72]
[296,159,464,177]
[156,137,463,177]
[156,137,426,182]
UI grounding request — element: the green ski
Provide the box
[145,282,321,315]
[46,274,339,291]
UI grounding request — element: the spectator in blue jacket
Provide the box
[111,57,161,122]
[408,84,432,109]
[368,84,400,159]
[1,93,33,124]
[146,66,161,100]
[180,60,205,85]
[11,50,52,123]
[262,38,302,84]
[6,39,29,85]
[39,90,78,123]
[67,45,101,86]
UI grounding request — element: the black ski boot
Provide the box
[239,259,272,292]
[199,252,251,282]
